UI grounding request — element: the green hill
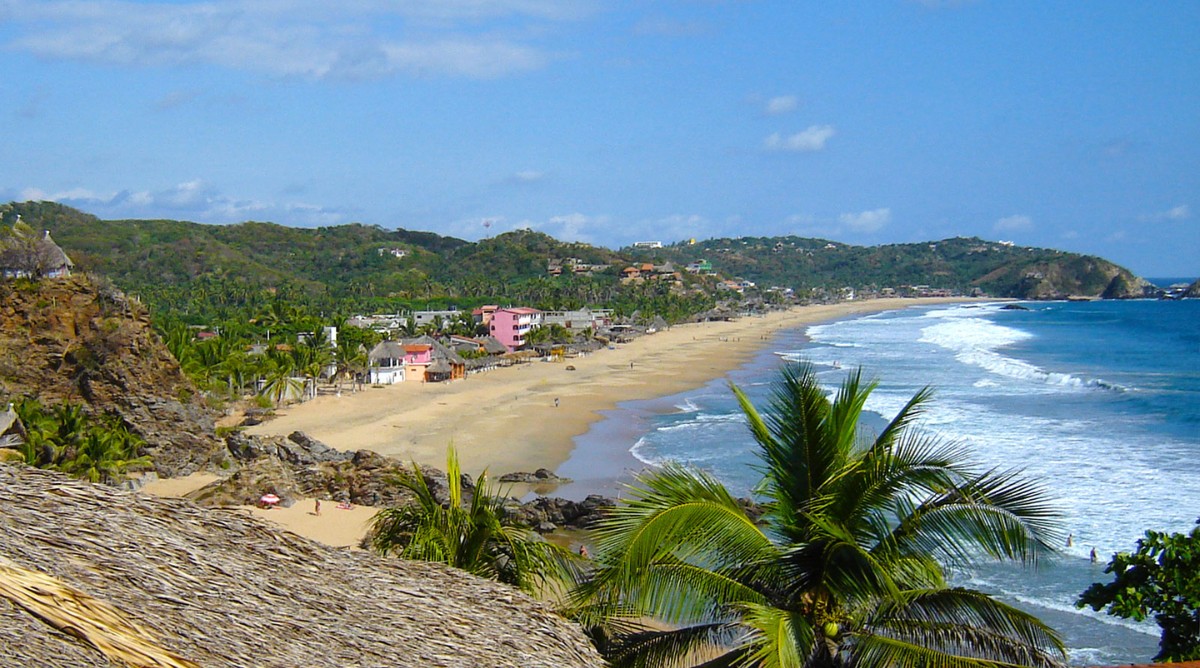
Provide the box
[625,236,1149,300]
[2,202,1148,309]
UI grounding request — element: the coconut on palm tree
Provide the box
[574,363,1065,668]
[369,447,578,595]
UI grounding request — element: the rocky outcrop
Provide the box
[0,275,223,475]
[499,468,572,484]
[201,432,615,533]
[0,464,603,667]
[1186,278,1200,299]
[508,495,617,533]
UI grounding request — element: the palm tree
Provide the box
[59,417,151,484]
[575,363,1065,668]
[369,447,577,595]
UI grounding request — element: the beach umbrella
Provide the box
[259,493,280,506]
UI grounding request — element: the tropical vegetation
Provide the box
[1077,519,1200,661]
[8,398,151,484]
[573,363,1066,668]
[369,447,578,595]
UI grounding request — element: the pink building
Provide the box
[489,307,541,352]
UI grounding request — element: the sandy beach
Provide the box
[140,472,378,548]
[245,298,980,478]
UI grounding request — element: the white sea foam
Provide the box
[918,314,1122,392]
[675,398,700,413]
[628,436,661,467]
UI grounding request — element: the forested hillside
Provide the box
[626,236,1149,299]
[2,202,1149,317]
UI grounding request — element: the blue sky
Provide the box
[1,1,1196,276]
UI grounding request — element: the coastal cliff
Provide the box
[979,254,1151,299]
[0,275,223,475]
[0,465,603,668]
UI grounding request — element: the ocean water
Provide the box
[576,299,1200,665]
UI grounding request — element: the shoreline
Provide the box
[245,298,986,481]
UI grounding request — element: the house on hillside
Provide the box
[1,402,27,451]
[1,229,74,279]
[489,307,541,352]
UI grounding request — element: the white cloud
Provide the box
[467,212,606,243]
[636,213,711,244]
[994,214,1033,233]
[838,208,891,233]
[1139,204,1191,222]
[2,0,581,80]
[764,125,835,152]
[1166,204,1191,220]
[12,180,347,226]
[764,95,798,115]
[511,170,545,183]
[540,212,606,243]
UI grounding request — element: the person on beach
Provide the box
[1090,547,1098,563]
[1066,533,1073,547]
[314,498,321,516]
[554,397,560,408]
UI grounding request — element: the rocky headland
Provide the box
[0,275,223,475]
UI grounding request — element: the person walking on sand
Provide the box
[554,397,560,408]
[314,498,321,516]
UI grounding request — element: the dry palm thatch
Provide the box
[0,464,602,668]
[0,559,198,668]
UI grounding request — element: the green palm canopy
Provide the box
[574,363,1065,668]
[369,447,577,595]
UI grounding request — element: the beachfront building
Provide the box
[412,309,461,330]
[367,341,407,384]
[490,307,541,352]
[472,305,500,327]
[448,335,508,356]
[367,337,468,384]
[540,307,613,334]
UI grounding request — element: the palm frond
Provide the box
[737,602,818,668]
[861,587,1066,667]
[594,464,773,571]
[600,621,745,668]
[888,468,1061,567]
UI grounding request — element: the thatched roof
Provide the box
[0,465,602,667]
[0,402,24,441]
[367,340,406,362]
[40,230,74,271]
